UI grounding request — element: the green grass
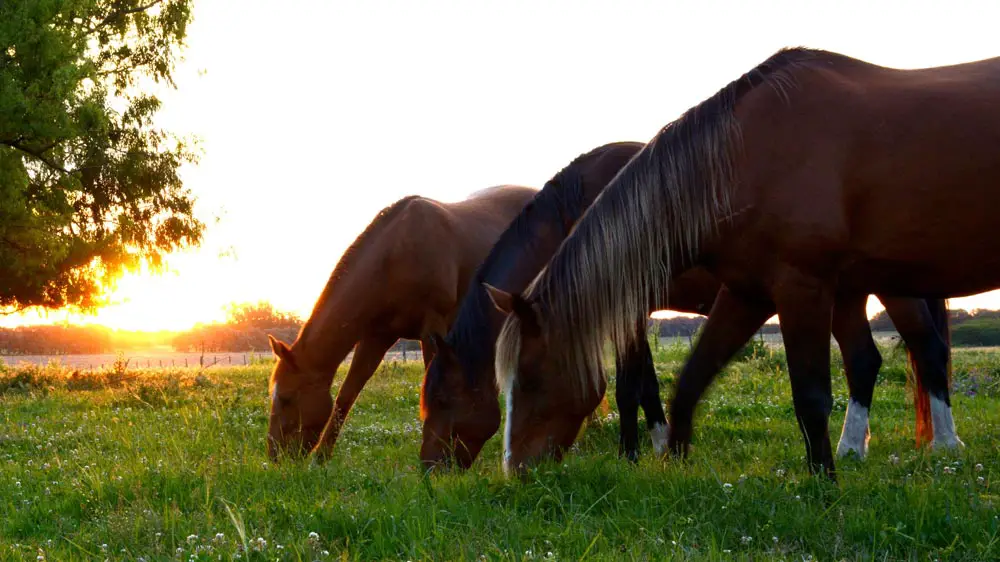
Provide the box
[1,343,998,561]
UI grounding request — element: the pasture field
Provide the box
[1,342,999,561]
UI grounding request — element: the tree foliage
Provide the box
[172,301,304,353]
[0,0,202,312]
[224,301,302,330]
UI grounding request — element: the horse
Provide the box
[420,142,952,471]
[265,184,538,461]
[491,47,993,479]
[419,142,714,469]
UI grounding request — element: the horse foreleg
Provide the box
[615,327,666,462]
[881,296,962,451]
[634,326,670,459]
[310,336,396,462]
[775,274,837,480]
[668,287,774,459]
[831,294,882,460]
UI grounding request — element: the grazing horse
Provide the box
[419,142,716,468]
[421,142,952,470]
[265,185,538,460]
[491,47,992,479]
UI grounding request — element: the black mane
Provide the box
[428,142,641,390]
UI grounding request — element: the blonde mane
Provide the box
[495,47,825,399]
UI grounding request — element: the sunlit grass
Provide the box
[1,344,998,560]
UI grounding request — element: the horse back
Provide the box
[728,52,1000,297]
[379,187,537,323]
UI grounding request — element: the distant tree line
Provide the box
[1,301,429,356]
[5,304,1000,356]
[0,324,114,355]
[651,316,781,338]
[171,302,303,353]
[652,306,1000,347]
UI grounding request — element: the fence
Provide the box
[0,349,423,371]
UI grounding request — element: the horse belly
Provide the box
[841,180,1000,298]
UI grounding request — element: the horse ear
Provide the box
[483,282,541,336]
[483,283,514,316]
[268,335,296,366]
[430,332,453,358]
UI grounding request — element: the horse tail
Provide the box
[911,298,950,447]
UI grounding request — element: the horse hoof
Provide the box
[931,436,966,451]
[835,441,867,461]
[650,422,670,457]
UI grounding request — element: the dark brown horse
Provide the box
[421,142,952,471]
[492,47,989,479]
[265,185,537,460]
[420,142,715,468]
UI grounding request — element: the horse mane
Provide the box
[495,47,831,398]
[424,143,636,400]
[295,195,422,345]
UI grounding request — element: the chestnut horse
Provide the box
[266,185,537,460]
[421,141,951,470]
[492,47,991,479]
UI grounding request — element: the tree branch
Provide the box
[92,0,165,31]
[1,140,72,175]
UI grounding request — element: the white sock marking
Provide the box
[836,398,870,459]
[650,422,670,456]
[930,395,964,450]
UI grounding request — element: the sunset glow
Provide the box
[5,0,1000,332]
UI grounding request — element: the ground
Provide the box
[0,342,998,561]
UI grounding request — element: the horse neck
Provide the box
[456,182,603,377]
[293,264,383,374]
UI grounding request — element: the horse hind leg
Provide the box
[831,294,881,460]
[882,297,963,451]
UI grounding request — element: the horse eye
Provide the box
[517,375,542,393]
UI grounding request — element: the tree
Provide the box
[0,0,202,313]
[224,301,302,330]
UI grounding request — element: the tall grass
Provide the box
[0,347,998,561]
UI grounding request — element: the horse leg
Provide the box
[774,274,836,480]
[668,287,774,458]
[614,344,643,463]
[614,321,666,462]
[831,294,882,460]
[635,328,670,458]
[880,296,963,450]
[310,336,396,462]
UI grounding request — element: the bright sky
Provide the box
[4,0,1000,331]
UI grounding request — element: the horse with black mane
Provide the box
[421,141,953,471]
[492,47,990,479]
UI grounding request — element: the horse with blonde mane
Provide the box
[265,185,537,460]
[419,142,716,469]
[421,143,953,471]
[492,47,993,479]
